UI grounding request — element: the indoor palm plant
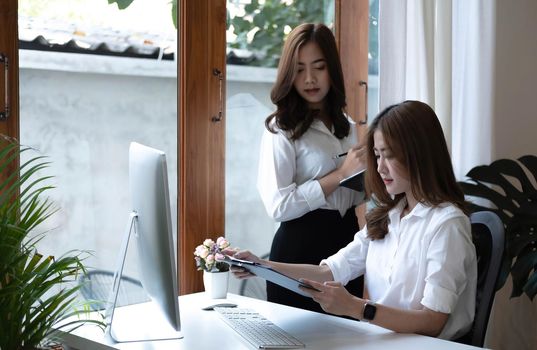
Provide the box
[458,155,537,300]
[0,136,104,349]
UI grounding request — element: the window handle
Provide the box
[211,68,224,122]
[0,53,9,121]
[358,80,368,125]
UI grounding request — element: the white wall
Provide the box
[19,53,178,284]
[493,0,537,158]
[486,0,537,349]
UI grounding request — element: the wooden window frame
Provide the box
[0,0,19,184]
[179,0,369,294]
[1,0,368,296]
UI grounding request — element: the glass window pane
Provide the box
[368,0,379,121]
[18,0,177,297]
[225,0,335,297]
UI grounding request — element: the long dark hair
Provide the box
[265,23,349,140]
[365,100,468,240]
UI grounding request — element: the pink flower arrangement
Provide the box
[194,236,231,272]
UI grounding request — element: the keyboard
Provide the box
[214,307,305,349]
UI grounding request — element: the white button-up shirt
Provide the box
[257,117,364,222]
[321,200,477,340]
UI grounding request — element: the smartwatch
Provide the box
[362,301,377,322]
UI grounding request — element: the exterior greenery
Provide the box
[459,155,537,300]
[110,0,379,70]
[227,0,334,67]
[0,137,104,349]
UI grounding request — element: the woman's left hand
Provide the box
[299,278,356,317]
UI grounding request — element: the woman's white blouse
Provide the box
[321,201,477,340]
[257,117,364,222]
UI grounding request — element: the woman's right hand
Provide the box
[339,144,366,178]
[222,249,265,279]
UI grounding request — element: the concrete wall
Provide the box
[18,53,288,295]
[19,51,178,286]
[19,51,379,297]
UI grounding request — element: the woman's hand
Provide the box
[299,278,357,317]
[222,249,265,279]
[300,279,449,336]
[338,144,366,179]
[319,144,367,196]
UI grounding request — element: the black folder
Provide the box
[222,256,319,297]
[339,169,365,192]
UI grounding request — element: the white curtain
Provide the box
[378,0,495,179]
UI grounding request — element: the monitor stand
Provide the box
[105,212,183,342]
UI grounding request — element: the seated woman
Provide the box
[228,100,477,340]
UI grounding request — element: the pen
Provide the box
[332,152,348,159]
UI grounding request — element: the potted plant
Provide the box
[0,136,104,349]
[458,155,537,300]
[194,236,232,298]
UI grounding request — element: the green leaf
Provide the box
[505,213,537,257]
[510,246,537,298]
[0,137,105,348]
[171,0,177,29]
[518,155,537,179]
[486,159,534,193]
[524,271,537,300]
[459,182,515,221]
[466,167,519,202]
[496,255,512,291]
[108,0,134,10]
[459,155,537,299]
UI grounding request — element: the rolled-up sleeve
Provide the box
[421,216,475,313]
[321,227,369,285]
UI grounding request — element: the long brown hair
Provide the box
[365,100,468,240]
[265,23,349,140]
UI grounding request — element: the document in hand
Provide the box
[339,169,365,192]
[221,255,319,297]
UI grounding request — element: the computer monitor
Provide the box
[106,142,182,342]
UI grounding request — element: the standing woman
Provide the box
[257,23,365,313]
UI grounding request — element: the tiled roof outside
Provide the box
[19,16,260,65]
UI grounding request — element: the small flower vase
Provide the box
[203,270,229,299]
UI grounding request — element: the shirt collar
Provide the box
[310,118,334,135]
[389,198,432,223]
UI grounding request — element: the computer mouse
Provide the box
[201,302,238,311]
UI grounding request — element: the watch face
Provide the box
[363,303,377,321]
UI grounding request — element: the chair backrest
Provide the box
[458,211,505,347]
[78,269,150,311]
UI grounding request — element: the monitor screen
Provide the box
[107,142,182,342]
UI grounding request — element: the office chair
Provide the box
[239,253,270,300]
[456,211,505,347]
[78,269,150,311]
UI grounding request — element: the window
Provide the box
[224,0,375,295]
[2,0,372,296]
[18,0,177,287]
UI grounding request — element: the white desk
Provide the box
[59,293,483,350]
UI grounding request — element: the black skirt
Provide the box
[267,207,364,314]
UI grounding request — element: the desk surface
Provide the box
[60,293,482,350]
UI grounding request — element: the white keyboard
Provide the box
[214,307,305,349]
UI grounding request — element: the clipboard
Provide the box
[221,255,319,297]
[339,169,365,192]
